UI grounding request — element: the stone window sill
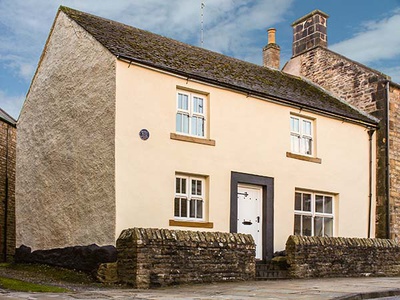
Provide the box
[170,133,216,146]
[169,219,214,229]
[286,152,322,164]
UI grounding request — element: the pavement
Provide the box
[0,277,400,300]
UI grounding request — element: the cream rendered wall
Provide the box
[115,60,375,251]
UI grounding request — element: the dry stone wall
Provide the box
[286,235,400,278]
[117,228,255,288]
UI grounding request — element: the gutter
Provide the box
[116,54,378,129]
[368,129,375,238]
[385,81,391,239]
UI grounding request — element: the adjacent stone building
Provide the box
[283,10,400,240]
[0,108,16,262]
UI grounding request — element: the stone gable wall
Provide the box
[16,11,116,250]
[0,121,16,261]
[117,228,255,288]
[286,235,400,278]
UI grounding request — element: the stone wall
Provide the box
[286,235,400,278]
[0,120,16,262]
[16,10,116,250]
[117,228,255,288]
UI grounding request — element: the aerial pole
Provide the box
[201,2,205,47]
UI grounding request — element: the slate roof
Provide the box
[0,108,16,126]
[60,6,378,126]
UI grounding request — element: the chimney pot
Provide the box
[267,28,276,44]
[263,28,280,69]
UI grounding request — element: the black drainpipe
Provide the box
[385,81,391,239]
[368,129,375,238]
[3,125,9,261]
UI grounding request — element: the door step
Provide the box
[256,258,289,280]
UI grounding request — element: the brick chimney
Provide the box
[291,10,329,57]
[263,28,280,69]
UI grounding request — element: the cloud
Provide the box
[330,10,400,64]
[378,65,400,84]
[0,90,25,120]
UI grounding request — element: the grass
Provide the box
[0,276,69,293]
[0,263,99,293]
[0,263,95,284]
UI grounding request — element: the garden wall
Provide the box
[117,228,255,288]
[286,235,400,278]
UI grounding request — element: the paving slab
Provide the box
[0,277,399,300]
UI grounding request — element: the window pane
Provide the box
[178,93,188,110]
[181,179,186,194]
[182,114,189,133]
[315,195,324,213]
[291,135,300,153]
[193,97,198,113]
[191,117,197,136]
[174,198,180,217]
[198,117,204,137]
[314,217,323,236]
[324,218,333,237]
[193,96,204,114]
[303,137,312,155]
[191,180,196,195]
[303,194,311,212]
[291,117,299,132]
[294,215,301,235]
[190,199,195,218]
[196,180,202,195]
[181,199,187,217]
[303,216,312,236]
[176,113,182,132]
[295,192,301,210]
[197,200,203,218]
[325,196,333,214]
[176,178,181,194]
[198,98,204,114]
[303,120,312,135]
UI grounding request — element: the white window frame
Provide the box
[294,191,334,237]
[174,175,205,221]
[290,115,313,156]
[176,91,206,138]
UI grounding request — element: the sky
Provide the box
[1,0,400,120]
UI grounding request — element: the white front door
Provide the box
[237,184,263,259]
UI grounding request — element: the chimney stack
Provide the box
[291,10,329,57]
[263,28,280,69]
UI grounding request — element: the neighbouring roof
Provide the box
[59,6,378,126]
[0,108,16,126]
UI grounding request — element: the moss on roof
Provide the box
[59,6,377,126]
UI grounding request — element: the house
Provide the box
[283,10,400,241]
[16,6,379,261]
[0,108,16,262]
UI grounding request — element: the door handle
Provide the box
[242,220,252,225]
